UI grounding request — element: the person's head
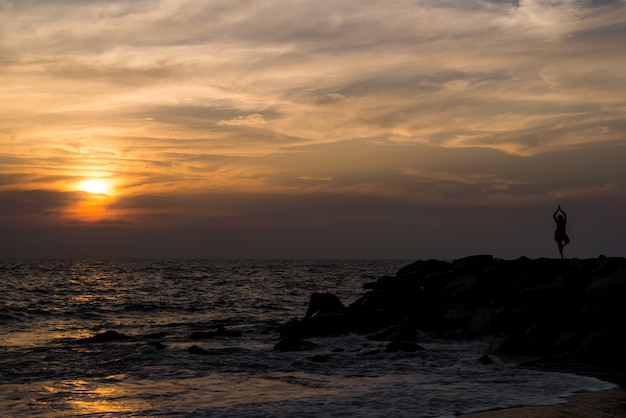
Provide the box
[557,214,564,222]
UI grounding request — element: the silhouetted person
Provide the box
[553,205,569,259]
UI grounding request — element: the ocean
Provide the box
[0,259,615,417]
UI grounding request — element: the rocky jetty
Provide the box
[279,255,626,369]
[78,330,130,343]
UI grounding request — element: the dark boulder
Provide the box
[147,341,166,350]
[345,289,413,332]
[366,275,398,290]
[79,330,129,343]
[309,354,332,362]
[369,322,418,342]
[188,345,211,355]
[277,256,626,369]
[145,332,168,339]
[280,313,346,338]
[583,269,626,324]
[451,254,494,275]
[477,354,500,365]
[385,341,425,353]
[277,293,347,339]
[305,293,345,318]
[396,259,451,279]
[189,326,242,340]
[274,338,319,352]
[463,307,500,338]
[575,326,626,364]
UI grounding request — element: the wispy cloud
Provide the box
[217,114,267,127]
[1,0,625,257]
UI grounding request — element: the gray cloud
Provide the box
[0,189,78,216]
[2,0,626,258]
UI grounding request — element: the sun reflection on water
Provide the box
[22,373,349,416]
[56,379,152,416]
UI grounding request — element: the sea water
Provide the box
[0,259,615,417]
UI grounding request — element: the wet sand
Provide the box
[460,388,626,417]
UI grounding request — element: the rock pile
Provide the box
[279,255,626,367]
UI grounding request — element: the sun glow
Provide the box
[66,178,120,222]
[78,179,110,195]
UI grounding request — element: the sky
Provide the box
[1,0,625,259]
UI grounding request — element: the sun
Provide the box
[78,179,110,195]
[66,178,118,222]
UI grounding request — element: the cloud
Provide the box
[0,189,75,211]
[217,114,267,127]
[1,0,626,258]
[0,189,78,226]
[3,0,625,157]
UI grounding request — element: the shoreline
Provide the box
[458,361,626,417]
[459,387,626,417]
[279,256,626,416]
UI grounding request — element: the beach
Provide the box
[460,361,626,417]
[461,387,626,417]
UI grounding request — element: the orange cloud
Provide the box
[1,0,626,257]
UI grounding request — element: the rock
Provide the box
[575,326,626,364]
[477,354,500,365]
[385,341,425,353]
[274,338,319,352]
[309,354,332,362]
[590,257,626,279]
[369,275,398,290]
[279,313,346,338]
[189,332,214,340]
[189,326,242,340]
[357,348,383,356]
[188,345,211,355]
[145,332,168,339]
[396,259,451,279]
[438,302,472,327]
[584,269,626,320]
[79,330,129,343]
[441,274,477,300]
[278,256,626,369]
[464,307,499,338]
[142,344,158,354]
[277,293,347,338]
[451,254,494,275]
[345,289,412,332]
[305,293,345,318]
[147,341,166,350]
[369,322,418,342]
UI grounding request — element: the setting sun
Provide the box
[78,179,110,195]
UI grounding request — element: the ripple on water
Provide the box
[0,260,617,417]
